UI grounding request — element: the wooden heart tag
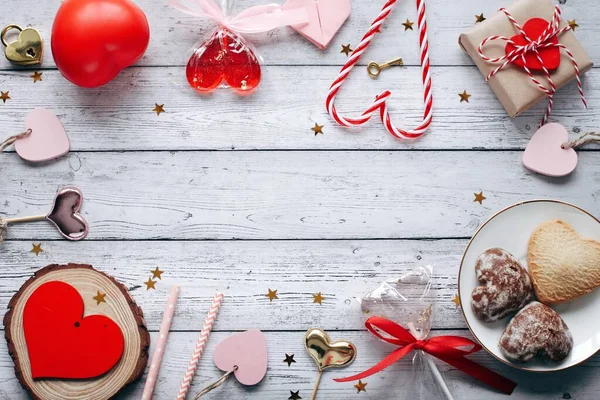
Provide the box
[1,25,43,65]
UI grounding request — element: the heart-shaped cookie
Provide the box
[528,220,600,304]
[500,301,572,362]
[3,27,43,65]
[523,123,578,177]
[471,248,534,322]
[213,329,268,386]
[24,281,124,378]
[186,29,261,94]
[305,328,356,372]
[283,0,351,50]
[505,18,560,72]
[15,109,70,163]
[46,187,89,241]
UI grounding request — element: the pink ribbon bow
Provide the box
[169,0,309,34]
[478,5,586,127]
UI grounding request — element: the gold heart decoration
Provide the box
[304,328,356,372]
[1,25,43,65]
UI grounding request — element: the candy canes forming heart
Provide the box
[326,0,433,140]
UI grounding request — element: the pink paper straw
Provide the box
[142,285,180,400]
[176,292,224,400]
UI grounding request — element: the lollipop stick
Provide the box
[425,353,454,400]
[5,215,46,224]
[310,371,323,400]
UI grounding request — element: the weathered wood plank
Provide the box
[0,0,591,68]
[0,66,595,151]
[1,151,598,240]
[0,330,597,399]
[0,239,464,331]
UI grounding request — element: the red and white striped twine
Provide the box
[478,6,586,127]
[176,292,224,400]
[326,0,433,140]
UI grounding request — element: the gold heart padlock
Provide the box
[1,24,43,65]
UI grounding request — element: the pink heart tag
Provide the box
[15,109,70,162]
[213,329,268,386]
[283,0,351,50]
[523,123,578,177]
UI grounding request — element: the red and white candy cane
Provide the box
[478,6,586,127]
[326,0,433,140]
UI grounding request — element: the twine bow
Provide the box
[478,6,586,127]
[168,0,308,34]
[335,316,517,395]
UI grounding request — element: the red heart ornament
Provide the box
[505,18,560,72]
[23,281,124,379]
[186,29,261,94]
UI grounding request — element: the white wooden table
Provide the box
[1,0,598,399]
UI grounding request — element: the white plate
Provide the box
[458,200,600,372]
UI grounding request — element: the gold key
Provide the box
[1,24,43,65]
[367,57,403,78]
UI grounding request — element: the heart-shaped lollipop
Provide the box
[523,123,578,177]
[305,328,356,399]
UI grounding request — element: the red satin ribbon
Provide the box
[335,316,516,395]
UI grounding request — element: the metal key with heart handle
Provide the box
[1,24,43,65]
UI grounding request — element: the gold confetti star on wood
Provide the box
[151,267,164,280]
[475,13,486,23]
[30,71,43,83]
[93,291,107,305]
[474,191,486,205]
[144,278,157,290]
[312,292,325,304]
[341,44,353,56]
[289,390,302,400]
[459,90,471,103]
[452,294,461,307]
[266,288,279,302]
[568,20,579,31]
[31,243,43,256]
[402,19,414,31]
[311,123,324,136]
[152,103,165,116]
[0,91,10,103]
[354,380,368,393]
[283,353,296,367]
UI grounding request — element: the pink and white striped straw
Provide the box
[176,292,224,400]
[141,285,180,400]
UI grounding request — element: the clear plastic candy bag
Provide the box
[360,266,455,400]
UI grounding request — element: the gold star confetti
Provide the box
[568,20,579,31]
[312,292,325,304]
[354,380,368,393]
[266,288,279,302]
[402,19,414,31]
[283,353,296,367]
[93,291,107,305]
[144,278,157,290]
[31,71,43,83]
[459,90,471,103]
[31,243,43,256]
[474,191,486,205]
[0,91,10,103]
[341,44,353,56]
[151,267,164,280]
[289,390,302,400]
[475,13,486,23]
[152,103,165,116]
[452,294,461,307]
[311,123,324,136]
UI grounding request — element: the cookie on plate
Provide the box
[471,248,534,322]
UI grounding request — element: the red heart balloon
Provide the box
[186,29,261,94]
[23,281,124,379]
[505,18,560,72]
[51,0,150,88]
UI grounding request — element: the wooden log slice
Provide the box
[3,263,150,400]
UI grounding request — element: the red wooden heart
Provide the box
[23,281,124,379]
[186,29,261,94]
[505,18,560,72]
